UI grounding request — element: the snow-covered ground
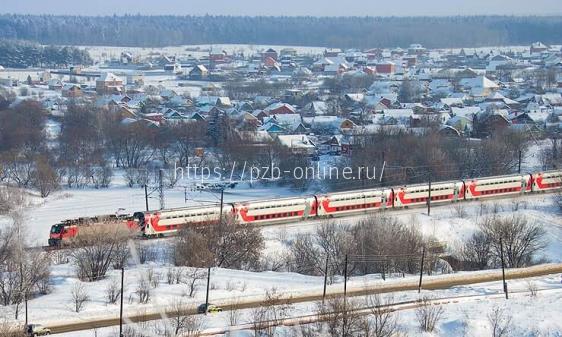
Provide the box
[1,182,561,336]
[43,273,562,337]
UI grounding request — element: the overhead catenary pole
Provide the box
[427,172,432,216]
[343,254,349,337]
[144,184,149,212]
[158,169,165,210]
[322,255,329,304]
[205,266,211,315]
[24,293,28,327]
[219,187,224,226]
[500,238,509,299]
[119,267,124,337]
[418,246,425,293]
[381,151,385,184]
[343,254,348,300]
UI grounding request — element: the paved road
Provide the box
[48,263,562,334]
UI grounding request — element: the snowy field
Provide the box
[1,178,562,336]
[82,44,327,63]
[30,271,562,337]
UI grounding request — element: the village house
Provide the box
[189,65,209,80]
[264,102,296,115]
[96,72,124,95]
[276,134,317,156]
[62,83,83,98]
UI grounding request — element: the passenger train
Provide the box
[48,170,562,246]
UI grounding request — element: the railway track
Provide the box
[34,190,558,252]
[47,263,562,334]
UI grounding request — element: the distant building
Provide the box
[375,61,396,74]
[407,44,427,56]
[324,48,342,57]
[262,48,278,62]
[96,72,124,95]
[530,42,549,54]
[189,65,209,80]
[277,134,316,155]
[62,84,83,98]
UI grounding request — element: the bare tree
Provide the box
[488,306,512,337]
[32,154,60,198]
[145,267,160,289]
[105,277,121,304]
[453,203,467,218]
[287,234,323,275]
[317,296,365,337]
[136,277,150,304]
[367,294,398,337]
[181,268,206,297]
[479,215,547,268]
[316,221,356,276]
[166,300,203,337]
[166,267,184,285]
[415,296,443,333]
[70,282,89,313]
[459,231,492,270]
[0,186,27,215]
[70,225,131,281]
[175,217,264,270]
[0,320,25,337]
[251,288,293,337]
[526,281,538,298]
[0,213,51,319]
[229,298,241,326]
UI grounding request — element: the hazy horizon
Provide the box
[2,0,562,17]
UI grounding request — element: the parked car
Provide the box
[197,303,222,314]
[26,324,51,336]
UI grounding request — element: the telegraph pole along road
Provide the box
[47,263,562,334]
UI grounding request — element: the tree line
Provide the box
[2,15,562,49]
[0,39,92,68]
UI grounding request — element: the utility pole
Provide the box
[500,238,509,299]
[204,266,211,315]
[418,246,425,293]
[144,184,149,212]
[24,294,28,327]
[381,151,385,184]
[219,187,224,225]
[518,150,522,174]
[322,255,329,304]
[427,172,432,216]
[343,254,348,300]
[343,254,348,337]
[158,170,165,210]
[119,267,124,337]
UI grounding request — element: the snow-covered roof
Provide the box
[277,134,316,149]
[237,130,273,143]
[379,109,413,118]
[264,102,296,113]
[451,107,481,119]
[98,72,123,82]
[459,76,499,90]
[441,97,464,107]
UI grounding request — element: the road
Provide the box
[197,287,562,336]
[48,263,562,334]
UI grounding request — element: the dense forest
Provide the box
[1,15,562,48]
[0,39,92,68]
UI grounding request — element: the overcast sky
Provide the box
[1,0,562,16]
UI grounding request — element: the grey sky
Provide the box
[1,0,562,16]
